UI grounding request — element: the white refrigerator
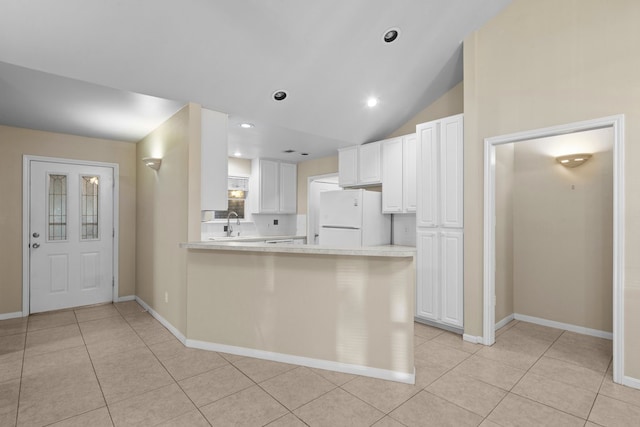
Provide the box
[319,189,391,247]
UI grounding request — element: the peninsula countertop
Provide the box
[180,241,416,258]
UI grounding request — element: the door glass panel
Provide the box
[81,176,99,240]
[48,174,67,241]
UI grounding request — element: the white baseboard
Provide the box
[116,295,136,302]
[134,297,186,344]
[513,313,613,340]
[187,338,416,385]
[0,311,24,320]
[462,334,483,344]
[622,375,640,390]
[495,314,515,331]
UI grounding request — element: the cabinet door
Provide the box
[358,142,381,184]
[338,146,358,187]
[279,162,297,213]
[416,122,438,227]
[440,230,463,327]
[259,159,279,213]
[416,230,439,322]
[440,115,464,228]
[403,134,417,212]
[382,137,403,213]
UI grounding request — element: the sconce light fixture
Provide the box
[556,153,592,168]
[142,157,162,171]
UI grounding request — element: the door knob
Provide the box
[32,232,40,238]
[32,243,40,248]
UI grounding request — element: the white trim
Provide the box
[482,115,625,384]
[495,314,515,331]
[116,295,136,302]
[622,376,640,390]
[186,338,416,385]
[513,313,612,340]
[306,173,339,244]
[0,311,24,321]
[22,155,120,316]
[135,296,186,344]
[462,334,483,344]
[133,295,414,385]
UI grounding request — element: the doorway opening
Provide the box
[22,156,119,315]
[483,115,625,384]
[306,174,340,245]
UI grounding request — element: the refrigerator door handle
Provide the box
[321,226,360,230]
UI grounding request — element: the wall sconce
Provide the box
[556,153,592,168]
[142,157,162,171]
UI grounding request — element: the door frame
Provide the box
[22,155,120,316]
[483,114,625,384]
[306,173,339,244]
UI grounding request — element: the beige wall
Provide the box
[495,143,514,324]
[388,82,463,138]
[296,155,338,214]
[187,250,414,375]
[463,0,640,377]
[0,125,136,315]
[136,103,202,334]
[513,129,613,332]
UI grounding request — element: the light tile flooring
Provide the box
[1,302,640,426]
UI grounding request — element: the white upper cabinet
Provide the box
[439,115,464,228]
[339,142,382,187]
[358,141,382,185]
[338,146,358,187]
[279,162,297,213]
[251,159,297,214]
[416,122,439,227]
[382,134,416,214]
[416,114,464,228]
[382,137,403,213]
[403,133,417,212]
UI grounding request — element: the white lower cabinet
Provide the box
[416,229,463,328]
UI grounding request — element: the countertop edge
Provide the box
[180,242,416,258]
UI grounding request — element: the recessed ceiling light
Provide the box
[367,97,379,108]
[233,151,242,157]
[382,28,400,43]
[273,90,287,101]
[239,123,254,129]
[283,149,295,153]
[300,153,309,156]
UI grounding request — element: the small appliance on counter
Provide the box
[319,189,390,247]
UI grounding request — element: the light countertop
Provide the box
[206,235,306,242]
[180,241,416,258]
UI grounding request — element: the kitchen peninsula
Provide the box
[180,241,416,383]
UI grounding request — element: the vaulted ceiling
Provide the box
[0,0,512,160]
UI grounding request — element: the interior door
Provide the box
[29,160,114,313]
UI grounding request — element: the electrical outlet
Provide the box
[164,292,168,303]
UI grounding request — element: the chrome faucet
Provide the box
[226,211,239,237]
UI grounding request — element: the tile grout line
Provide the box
[73,307,117,427]
[116,304,214,427]
[13,316,28,427]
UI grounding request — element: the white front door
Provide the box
[29,160,114,313]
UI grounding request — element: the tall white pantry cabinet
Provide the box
[415,114,464,330]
